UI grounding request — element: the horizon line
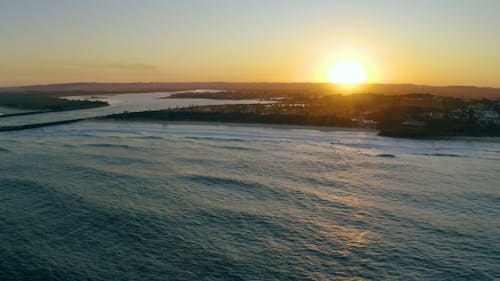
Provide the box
[1,81,499,90]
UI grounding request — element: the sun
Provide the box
[328,60,367,84]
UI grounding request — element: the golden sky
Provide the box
[1,0,499,87]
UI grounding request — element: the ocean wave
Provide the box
[182,174,259,189]
[134,135,164,140]
[376,154,396,158]
[222,146,254,151]
[479,149,500,153]
[85,143,136,149]
[180,174,285,200]
[421,153,464,158]
[184,136,247,142]
[214,145,256,151]
[0,147,10,152]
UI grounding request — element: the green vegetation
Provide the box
[105,104,353,127]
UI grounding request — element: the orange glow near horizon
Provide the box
[1,2,499,87]
[313,49,381,86]
[328,60,367,85]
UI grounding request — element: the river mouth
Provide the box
[0,91,271,130]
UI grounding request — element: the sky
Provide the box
[1,0,499,87]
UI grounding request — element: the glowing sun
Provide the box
[328,60,367,84]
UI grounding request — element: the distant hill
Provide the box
[1,82,499,99]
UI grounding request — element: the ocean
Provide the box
[0,120,499,280]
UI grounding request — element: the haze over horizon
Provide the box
[1,0,499,87]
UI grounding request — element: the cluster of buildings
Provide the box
[426,108,500,127]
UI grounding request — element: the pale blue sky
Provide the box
[1,0,499,86]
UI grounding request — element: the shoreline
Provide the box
[1,117,498,143]
[99,118,379,133]
[97,119,500,141]
[0,118,90,132]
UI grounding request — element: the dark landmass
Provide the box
[1,84,498,138]
[104,105,354,127]
[104,93,500,139]
[0,93,108,111]
[0,111,50,119]
[0,118,90,132]
[2,82,500,99]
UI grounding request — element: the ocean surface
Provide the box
[0,120,499,280]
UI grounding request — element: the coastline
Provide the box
[102,119,500,140]
[100,119,379,133]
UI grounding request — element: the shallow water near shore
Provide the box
[0,120,499,280]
